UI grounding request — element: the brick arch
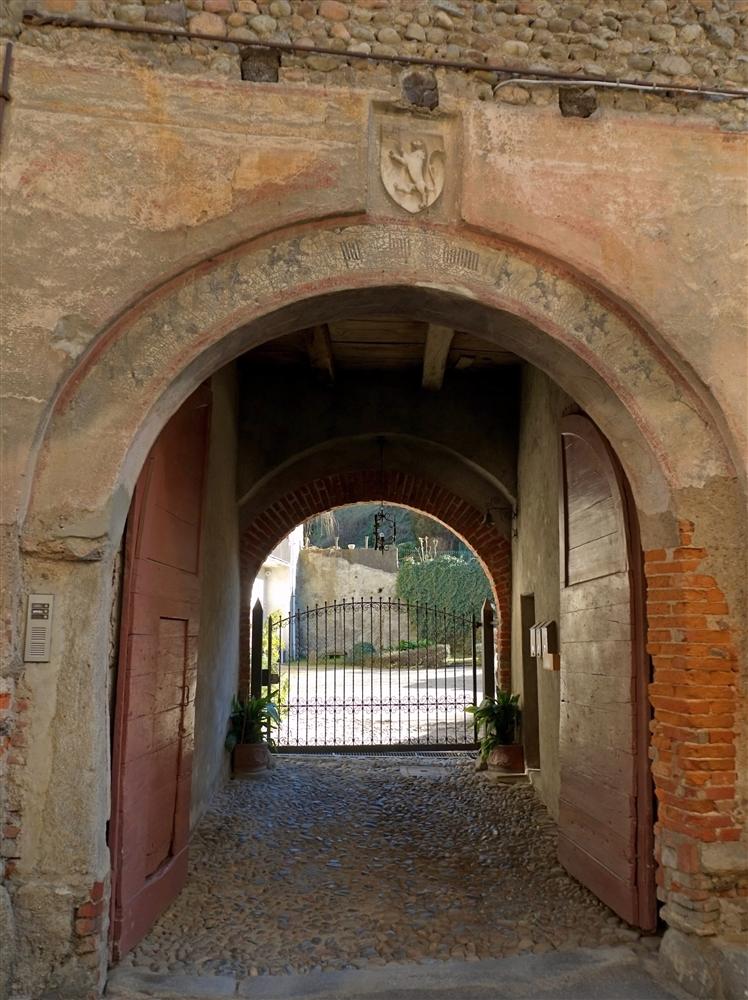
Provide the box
[239,469,512,691]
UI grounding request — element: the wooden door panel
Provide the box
[563,433,626,586]
[559,742,636,789]
[567,496,619,547]
[558,835,639,927]
[560,573,630,612]
[558,812,636,884]
[560,703,635,753]
[561,605,631,644]
[556,639,634,675]
[559,415,656,931]
[562,670,634,706]
[140,509,202,574]
[568,533,626,584]
[110,385,210,960]
[560,770,636,827]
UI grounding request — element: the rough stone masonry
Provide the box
[2,0,747,126]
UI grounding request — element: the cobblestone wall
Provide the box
[4,1,747,126]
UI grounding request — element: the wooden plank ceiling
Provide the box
[246,317,520,373]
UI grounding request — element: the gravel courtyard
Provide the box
[119,756,656,980]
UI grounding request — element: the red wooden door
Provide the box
[558,415,656,931]
[109,385,211,959]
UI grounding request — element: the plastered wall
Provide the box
[190,367,241,829]
[297,546,398,605]
[511,365,572,819]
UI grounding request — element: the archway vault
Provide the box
[238,432,516,533]
[238,467,513,692]
[21,217,737,561]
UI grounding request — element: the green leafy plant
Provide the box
[395,638,430,651]
[262,609,285,666]
[465,691,521,760]
[225,692,281,751]
[276,674,291,722]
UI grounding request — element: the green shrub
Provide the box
[395,638,430,650]
[397,554,492,636]
[351,641,376,661]
[262,609,285,666]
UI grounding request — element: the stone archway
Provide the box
[238,469,513,692]
[22,219,734,556]
[14,218,744,992]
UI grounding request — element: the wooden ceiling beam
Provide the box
[422,324,454,391]
[306,324,335,382]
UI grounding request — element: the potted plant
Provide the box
[225,692,281,774]
[466,691,524,773]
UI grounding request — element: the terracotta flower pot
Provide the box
[233,742,270,774]
[487,743,525,773]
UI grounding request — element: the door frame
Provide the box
[559,413,656,931]
[520,592,540,770]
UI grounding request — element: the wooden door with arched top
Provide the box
[109,384,211,958]
[558,414,656,931]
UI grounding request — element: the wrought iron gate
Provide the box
[250,598,493,751]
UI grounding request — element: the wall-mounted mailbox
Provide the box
[530,619,560,671]
[540,620,558,655]
[529,622,539,658]
[24,594,54,662]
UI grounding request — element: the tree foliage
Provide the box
[304,504,465,552]
[396,554,492,630]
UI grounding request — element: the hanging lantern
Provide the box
[373,502,397,552]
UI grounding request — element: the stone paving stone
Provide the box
[231,948,685,999]
[119,756,657,981]
[106,968,237,996]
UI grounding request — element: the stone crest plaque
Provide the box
[380,127,446,214]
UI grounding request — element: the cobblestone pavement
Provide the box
[120,756,657,981]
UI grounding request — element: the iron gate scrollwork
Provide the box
[254,597,484,751]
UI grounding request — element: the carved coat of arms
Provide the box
[380,127,446,214]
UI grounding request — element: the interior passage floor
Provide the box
[119,756,657,980]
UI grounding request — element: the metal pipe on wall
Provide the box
[20,11,748,102]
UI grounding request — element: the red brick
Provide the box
[714,828,741,842]
[676,841,700,873]
[702,786,735,801]
[677,521,695,544]
[645,560,704,576]
[75,917,101,936]
[89,880,105,903]
[709,729,736,743]
[680,743,735,759]
[645,549,667,562]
